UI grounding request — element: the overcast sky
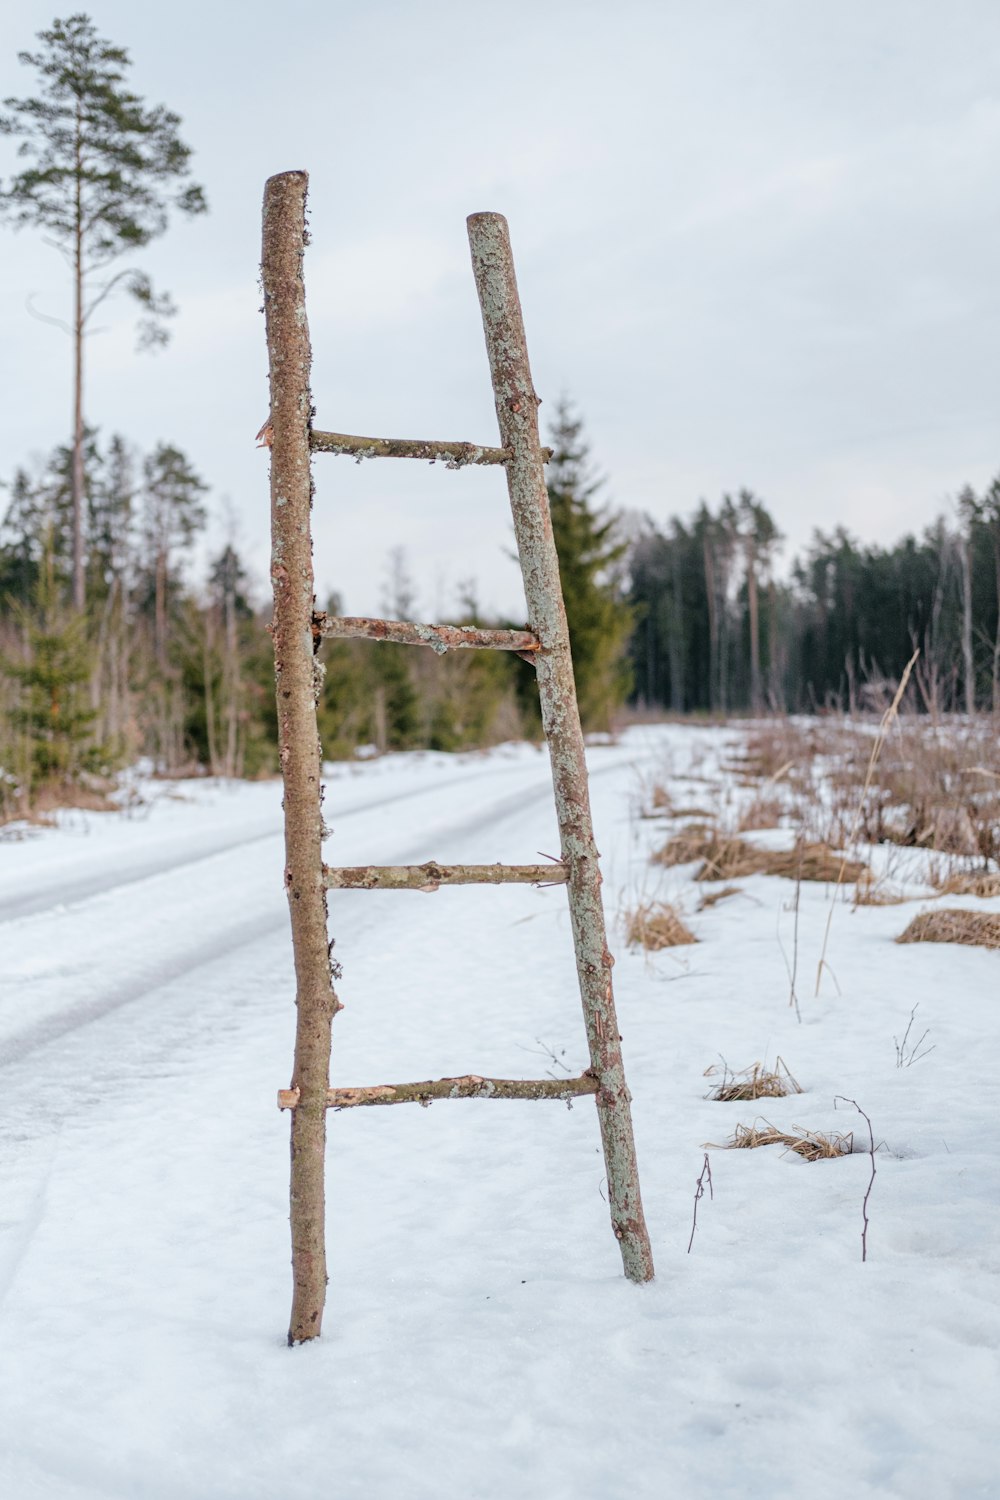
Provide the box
[2,0,999,619]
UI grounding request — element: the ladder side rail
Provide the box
[467,212,655,1284]
[262,169,339,1345]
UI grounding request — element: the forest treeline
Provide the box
[3,400,1000,819]
[629,476,1000,718]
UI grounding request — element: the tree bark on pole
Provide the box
[467,212,655,1283]
[261,170,340,1345]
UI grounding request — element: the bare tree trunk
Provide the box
[747,540,761,713]
[72,113,86,615]
[468,212,654,1284]
[961,534,975,715]
[155,549,167,668]
[203,611,218,776]
[224,582,240,777]
[703,534,717,714]
[992,533,1000,714]
[668,544,685,713]
[373,684,387,753]
[262,171,341,1345]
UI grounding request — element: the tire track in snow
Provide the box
[0,751,644,1069]
[0,756,551,924]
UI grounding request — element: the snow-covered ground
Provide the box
[0,725,997,1499]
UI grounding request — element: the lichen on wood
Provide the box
[315,614,539,654]
[278,1073,599,1110]
[311,429,539,466]
[324,860,567,890]
[467,211,655,1284]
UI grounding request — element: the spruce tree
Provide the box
[545,401,633,731]
[0,13,207,612]
[3,537,105,796]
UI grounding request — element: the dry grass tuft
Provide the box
[707,1121,852,1160]
[694,836,759,881]
[697,883,743,911]
[930,869,1000,899]
[853,869,908,907]
[896,908,1000,949]
[738,797,784,832]
[650,825,718,867]
[21,778,118,818]
[705,1058,803,1101]
[653,827,864,884]
[732,841,864,884]
[638,783,673,819]
[624,900,698,950]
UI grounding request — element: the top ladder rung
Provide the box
[310,429,553,467]
[315,614,539,655]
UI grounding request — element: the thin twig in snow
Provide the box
[894,1005,935,1068]
[515,1037,573,1078]
[687,1153,714,1253]
[835,1096,877,1262]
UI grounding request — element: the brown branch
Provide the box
[315,614,539,655]
[311,429,554,466]
[324,860,567,890]
[278,1072,599,1110]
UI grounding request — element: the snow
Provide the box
[0,725,997,1499]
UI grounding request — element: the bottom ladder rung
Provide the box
[278,1072,598,1110]
[324,861,567,890]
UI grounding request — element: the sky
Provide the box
[1,0,999,619]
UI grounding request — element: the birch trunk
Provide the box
[961,535,975,715]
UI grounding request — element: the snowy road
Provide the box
[0,728,997,1499]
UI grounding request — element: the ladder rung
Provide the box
[310,429,553,467]
[316,614,539,655]
[278,1072,598,1110]
[324,860,567,890]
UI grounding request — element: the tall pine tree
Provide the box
[0,13,207,611]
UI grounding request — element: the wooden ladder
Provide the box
[261,170,654,1345]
